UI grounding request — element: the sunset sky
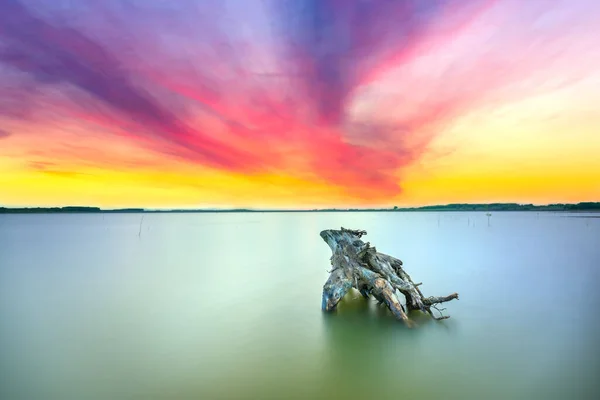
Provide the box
[0,0,599,209]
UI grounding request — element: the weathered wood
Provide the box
[320,227,459,327]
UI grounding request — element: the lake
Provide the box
[1,212,599,399]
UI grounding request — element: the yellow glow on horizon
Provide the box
[395,82,600,207]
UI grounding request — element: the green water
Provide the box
[1,212,599,399]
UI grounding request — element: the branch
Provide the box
[429,305,450,320]
[354,266,413,327]
[340,227,367,238]
[423,293,459,306]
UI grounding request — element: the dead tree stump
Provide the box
[320,227,459,327]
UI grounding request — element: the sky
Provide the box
[0,0,599,209]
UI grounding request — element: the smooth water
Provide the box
[1,212,599,399]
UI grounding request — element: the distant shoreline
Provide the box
[1,202,599,214]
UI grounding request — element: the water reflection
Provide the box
[317,291,459,399]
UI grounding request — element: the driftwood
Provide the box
[320,227,459,327]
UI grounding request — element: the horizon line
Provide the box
[1,201,599,212]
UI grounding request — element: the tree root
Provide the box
[320,227,459,327]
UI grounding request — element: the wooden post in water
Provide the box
[138,215,144,238]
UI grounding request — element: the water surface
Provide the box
[1,212,599,399]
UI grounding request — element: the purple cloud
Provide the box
[0,0,259,170]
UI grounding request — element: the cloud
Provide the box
[275,0,495,125]
[0,0,596,201]
[27,160,92,179]
[0,129,10,139]
[0,0,258,170]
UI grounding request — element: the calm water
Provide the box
[1,212,599,399]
